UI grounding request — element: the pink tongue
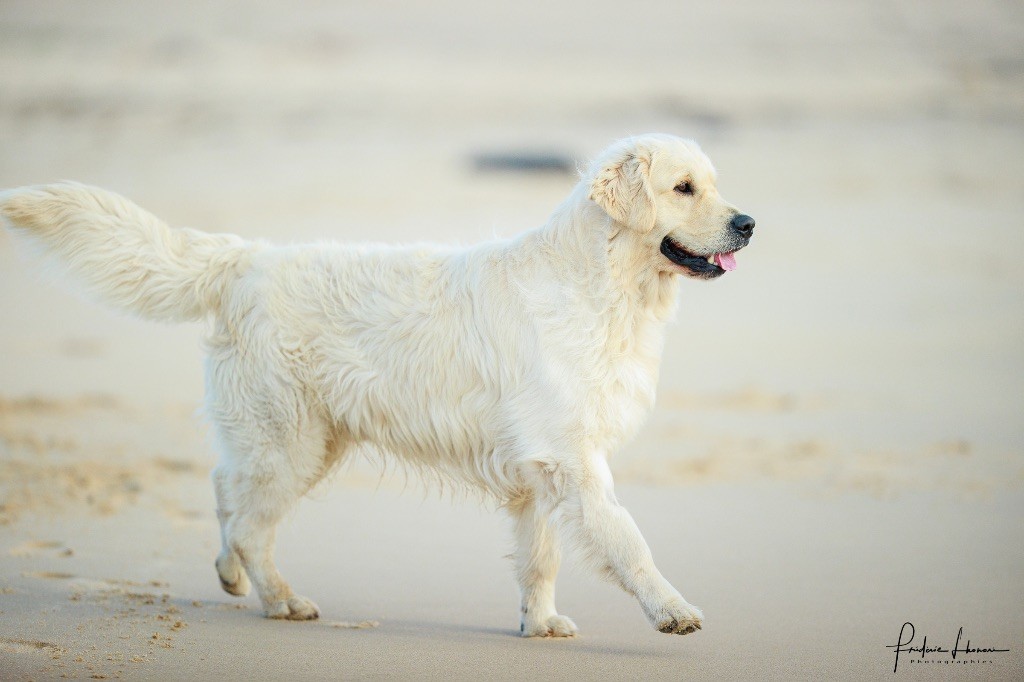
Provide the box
[714,251,737,271]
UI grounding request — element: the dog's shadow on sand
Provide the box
[207,606,673,658]
[377,619,674,659]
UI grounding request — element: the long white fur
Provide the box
[0,134,745,637]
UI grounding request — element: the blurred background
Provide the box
[1,0,1021,491]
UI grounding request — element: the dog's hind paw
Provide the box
[265,594,320,621]
[215,555,250,597]
[521,614,579,638]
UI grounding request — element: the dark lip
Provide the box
[660,236,726,279]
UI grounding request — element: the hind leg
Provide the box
[212,425,348,603]
[212,465,250,597]
[203,333,351,619]
[220,459,321,620]
[206,392,341,618]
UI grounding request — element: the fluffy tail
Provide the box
[0,182,258,322]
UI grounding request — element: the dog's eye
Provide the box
[674,181,694,195]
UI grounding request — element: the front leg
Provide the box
[554,453,703,635]
[507,494,578,637]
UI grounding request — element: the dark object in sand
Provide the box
[471,151,575,175]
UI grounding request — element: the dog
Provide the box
[0,134,753,637]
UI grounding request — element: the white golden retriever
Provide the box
[0,134,754,637]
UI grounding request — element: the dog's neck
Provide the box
[540,182,679,323]
[511,181,680,372]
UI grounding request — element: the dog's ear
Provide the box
[589,147,656,233]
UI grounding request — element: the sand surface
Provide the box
[1,1,1023,679]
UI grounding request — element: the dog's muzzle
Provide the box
[661,214,754,279]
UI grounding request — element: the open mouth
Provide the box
[660,236,740,278]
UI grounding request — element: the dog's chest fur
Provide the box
[567,301,666,452]
[527,264,674,455]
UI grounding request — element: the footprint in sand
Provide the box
[0,637,65,654]
[9,539,72,557]
[22,570,76,580]
[327,620,379,629]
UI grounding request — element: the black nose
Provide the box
[730,213,755,238]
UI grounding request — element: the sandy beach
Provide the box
[1,1,1022,679]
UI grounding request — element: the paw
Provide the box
[521,614,579,638]
[265,594,320,621]
[215,556,250,597]
[651,599,703,636]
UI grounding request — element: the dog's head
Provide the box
[589,134,753,279]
